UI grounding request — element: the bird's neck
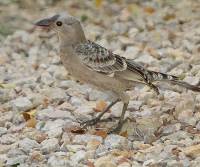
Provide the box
[59,24,87,47]
[59,36,86,48]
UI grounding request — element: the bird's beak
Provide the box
[35,18,52,27]
[35,14,59,27]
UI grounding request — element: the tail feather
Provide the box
[149,70,200,92]
[148,70,179,82]
[169,80,200,92]
[126,60,200,92]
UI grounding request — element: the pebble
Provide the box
[37,107,74,120]
[70,150,87,163]
[0,127,7,137]
[135,54,158,65]
[41,138,59,153]
[11,97,32,112]
[73,134,103,144]
[0,134,16,144]
[41,88,69,102]
[40,72,55,85]
[30,150,45,162]
[94,155,117,167]
[182,144,200,158]
[18,138,40,153]
[161,123,181,134]
[64,144,85,152]
[47,154,73,167]
[123,46,140,59]
[40,119,66,131]
[47,127,63,138]
[6,155,28,166]
[196,121,200,130]
[104,134,130,150]
[74,102,96,115]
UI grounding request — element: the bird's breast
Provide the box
[59,49,128,93]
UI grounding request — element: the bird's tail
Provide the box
[148,70,200,92]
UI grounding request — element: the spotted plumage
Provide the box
[75,40,127,74]
[74,40,194,94]
[35,13,200,133]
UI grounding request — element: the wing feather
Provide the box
[74,40,127,74]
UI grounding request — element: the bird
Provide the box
[35,13,200,133]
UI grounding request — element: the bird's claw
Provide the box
[80,117,100,128]
[108,125,122,134]
[108,118,127,134]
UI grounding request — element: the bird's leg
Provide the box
[81,99,120,128]
[108,101,129,134]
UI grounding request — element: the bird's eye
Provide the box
[56,21,62,26]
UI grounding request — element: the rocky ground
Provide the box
[1,0,200,166]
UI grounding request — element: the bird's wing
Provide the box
[74,40,127,74]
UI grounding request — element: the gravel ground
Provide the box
[1,0,200,166]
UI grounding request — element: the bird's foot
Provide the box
[80,117,101,128]
[80,99,120,128]
[81,116,119,128]
[108,118,127,134]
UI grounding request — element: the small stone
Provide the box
[0,144,12,154]
[86,140,101,150]
[64,144,85,152]
[73,134,103,144]
[60,132,71,145]
[162,123,181,134]
[161,131,192,142]
[47,153,73,167]
[18,138,40,153]
[40,72,55,85]
[41,138,59,153]
[104,134,129,149]
[183,76,199,86]
[177,109,196,126]
[196,121,200,130]
[58,80,78,89]
[30,151,45,162]
[0,112,13,127]
[74,102,96,115]
[135,54,158,64]
[123,46,140,59]
[94,155,117,167]
[112,22,128,34]
[11,97,32,112]
[35,132,48,143]
[41,119,66,131]
[41,88,68,102]
[0,155,6,166]
[70,150,86,163]
[6,155,28,166]
[118,162,131,167]
[0,134,16,144]
[128,100,143,111]
[182,144,200,158]
[47,127,63,138]
[70,96,87,107]
[54,67,68,80]
[37,107,74,120]
[7,148,25,158]
[111,102,123,117]
[0,127,7,137]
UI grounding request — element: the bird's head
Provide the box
[35,13,86,45]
